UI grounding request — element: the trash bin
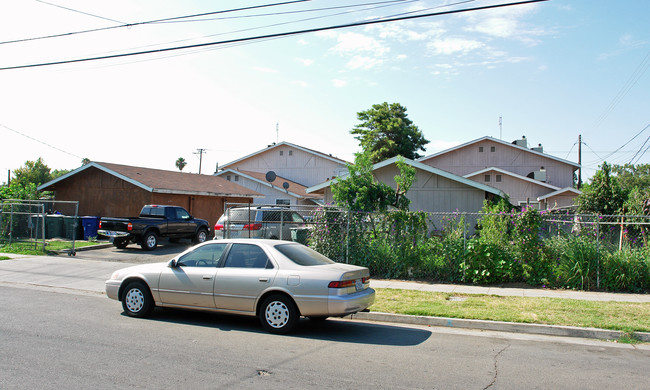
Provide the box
[62,216,82,240]
[45,215,64,238]
[81,216,100,240]
[290,227,310,245]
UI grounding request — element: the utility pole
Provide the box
[577,134,582,189]
[194,148,207,174]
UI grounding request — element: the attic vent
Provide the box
[527,168,546,182]
[531,144,544,153]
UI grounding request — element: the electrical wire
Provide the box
[629,135,650,165]
[0,123,82,160]
[35,0,126,24]
[0,0,548,71]
[0,0,310,46]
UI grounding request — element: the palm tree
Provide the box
[175,157,187,172]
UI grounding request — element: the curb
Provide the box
[350,312,650,342]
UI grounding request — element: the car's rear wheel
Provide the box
[141,231,158,251]
[259,294,298,334]
[113,238,128,249]
[121,281,154,318]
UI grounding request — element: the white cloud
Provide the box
[297,38,308,45]
[332,79,347,88]
[346,56,383,70]
[292,80,309,87]
[427,38,484,55]
[331,32,389,56]
[296,58,314,66]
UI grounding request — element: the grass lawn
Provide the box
[373,288,650,333]
[0,239,106,256]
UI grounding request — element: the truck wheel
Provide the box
[194,228,208,244]
[141,231,158,251]
[114,239,128,249]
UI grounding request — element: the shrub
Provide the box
[601,248,650,293]
[554,236,600,290]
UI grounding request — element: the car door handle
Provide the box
[203,275,213,280]
[259,277,269,282]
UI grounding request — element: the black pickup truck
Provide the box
[98,205,210,250]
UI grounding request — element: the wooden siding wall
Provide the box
[231,146,346,187]
[423,139,576,188]
[234,176,299,205]
[467,170,554,206]
[49,167,253,234]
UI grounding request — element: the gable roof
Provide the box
[463,167,562,191]
[38,162,262,198]
[215,168,321,200]
[219,141,349,169]
[306,156,505,197]
[537,187,582,201]
[418,136,581,169]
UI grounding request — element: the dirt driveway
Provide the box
[72,239,195,264]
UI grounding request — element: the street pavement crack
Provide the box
[483,343,510,390]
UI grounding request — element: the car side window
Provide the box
[224,244,273,269]
[177,244,227,267]
[176,208,190,220]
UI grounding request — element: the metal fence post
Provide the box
[345,211,350,264]
[596,217,600,289]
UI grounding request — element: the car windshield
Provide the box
[275,244,335,266]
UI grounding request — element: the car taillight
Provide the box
[243,223,262,231]
[127,222,133,231]
[328,280,355,288]
[214,223,224,231]
[98,221,102,229]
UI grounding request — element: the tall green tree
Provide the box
[351,102,429,163]
[611,163,650,192]
[576,162,627,215]
[13,158,52,188]
[175,157,187,172]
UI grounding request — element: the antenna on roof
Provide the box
[499,116,502,140]
[276,122,279,143]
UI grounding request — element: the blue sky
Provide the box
[0,0,648,183]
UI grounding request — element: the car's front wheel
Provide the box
[121,281,154,318]
[194,228,208,244]
[259,294,298,334]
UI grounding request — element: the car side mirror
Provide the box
[169,259,178,268]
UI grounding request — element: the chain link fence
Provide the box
[0,199,80,255]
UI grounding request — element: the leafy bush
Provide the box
[601,248,650,293]
[554,236,600,290]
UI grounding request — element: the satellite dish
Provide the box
[282,182,290,190]
[265,171,276,183]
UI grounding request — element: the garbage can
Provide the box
[81,216,100,240]
[62,216,82,240]
[290,227,310,245]
[45,215,64,238]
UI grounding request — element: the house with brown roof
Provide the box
[37,162,262,230]
[418,136,581,209]
[216,141,349,205]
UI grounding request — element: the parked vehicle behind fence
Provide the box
[214,206,306,241]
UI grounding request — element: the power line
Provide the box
[629,135,650,165]
[0,122,82,160]
[0,0,548,71]
[35,0,126,24]
[0,0,310,46]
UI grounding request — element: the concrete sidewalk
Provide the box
[1,254,648,342]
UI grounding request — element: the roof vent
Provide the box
[527,167,547,182]
[512,136,527,148]
[531,143,543,153]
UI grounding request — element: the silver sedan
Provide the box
[105,239,375,334]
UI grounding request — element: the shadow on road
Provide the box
[136,308,431,346]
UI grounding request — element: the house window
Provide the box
[479,146,484,153]
[234,175,239,182]
[491,146,496,152]
[280,151,284,156]
[289,150,293,156]
[484,175,491,182]
[496,175,502,182]
[226,175,231,181]
[276,199,290,206]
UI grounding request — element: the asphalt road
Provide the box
[74,239,193,263]
[2,283,650,389]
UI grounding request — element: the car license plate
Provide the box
[355,278,363,291]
